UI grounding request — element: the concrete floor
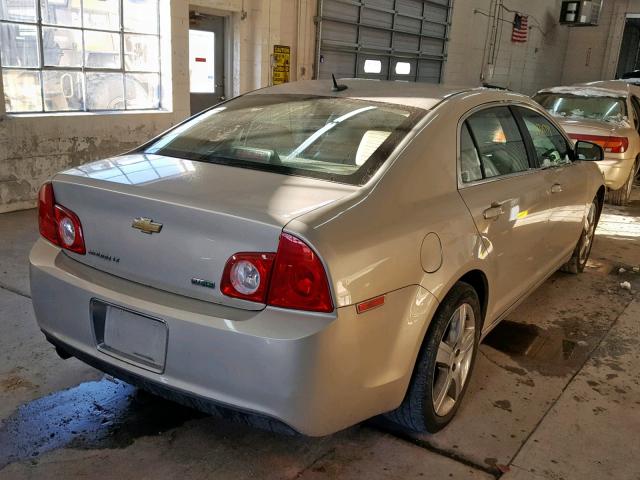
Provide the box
[1,189,639,480]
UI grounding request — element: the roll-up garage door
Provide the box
[316,0,452,83]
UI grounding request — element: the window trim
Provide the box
[0,0,161,114]
[512,105,573,170]
[457,101,577,190]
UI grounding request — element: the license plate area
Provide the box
[91,299,168,373]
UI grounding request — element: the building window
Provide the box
[363,59,381,74]
[395,62,411,75]
[0,0,161,113]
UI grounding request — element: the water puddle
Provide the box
[483,320,589,376]
[0,377,203,469]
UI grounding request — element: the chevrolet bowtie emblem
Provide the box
[132,217,163,234]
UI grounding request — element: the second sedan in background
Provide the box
[533,81,640,205]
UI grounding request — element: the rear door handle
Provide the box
[483,201,504,220]
[551,183,563,194]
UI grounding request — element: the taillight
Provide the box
[37,182,86,254]
[38,182,58,245]
[220,233,334,313]
[220,253,275,303]
[268,233,333,313]
[54,204,86,254]
[569,134,628,153]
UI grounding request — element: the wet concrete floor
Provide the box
[1,187,639,479]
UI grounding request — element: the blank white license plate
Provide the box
[100,306,168,373]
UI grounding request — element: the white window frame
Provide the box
[0,0,161,114]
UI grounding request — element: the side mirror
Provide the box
[575,140,604,161]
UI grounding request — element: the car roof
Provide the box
[536,83,628,98]
[247,79,493,110]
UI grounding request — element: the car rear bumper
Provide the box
[29,239,438,436]
[597,157,636,190]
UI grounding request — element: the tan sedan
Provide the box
[30,80,604,435]
[534,81,640,205]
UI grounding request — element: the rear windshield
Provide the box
[533,93,627,123]
[143,94,426,185]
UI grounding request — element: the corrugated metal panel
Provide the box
[317,0,452,83]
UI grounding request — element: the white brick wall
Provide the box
[444,0,570,94]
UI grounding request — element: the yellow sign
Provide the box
[273,45,290,85]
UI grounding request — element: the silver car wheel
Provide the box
[432,303,476,417]
[578,201,596,264]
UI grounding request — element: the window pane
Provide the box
[519,109,571,168]
[40,0,81,27]
[189,30,214,93]
[3,69,42,112]
[395,61,411,75]
[0,22,39,67]
[466,107,529,178]
[43,27,82,67]
[86,72,124,110]
[460,123,482,183]
[83,0,119,31]
[533,93,627,123]
[144,95,423,185]
[123,0,158,34]
[124,34,159,71]
[126,73,159,109]
[364,59,381,74]
[84,30,121,68]
[0,0,36,22]
[43,70,83,111]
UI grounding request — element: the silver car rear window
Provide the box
[533,93,627,123]
[143,94,426,185]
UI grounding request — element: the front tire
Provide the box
[385,282,481,433]
[607,162,635,206]
[561,199,598,274]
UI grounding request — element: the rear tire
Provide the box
[385,282,481,433]
[607,163,635,206]
[561,199,598,274]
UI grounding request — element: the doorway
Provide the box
[616,17,640,78]
[189,12,225,115]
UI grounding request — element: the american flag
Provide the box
[512,13,528,42]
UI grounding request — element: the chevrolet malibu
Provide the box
[30,80,605,436]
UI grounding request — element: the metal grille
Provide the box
[316,0,452,83]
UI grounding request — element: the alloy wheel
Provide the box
[432,303,476,417]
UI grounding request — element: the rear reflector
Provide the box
[569,133,628,153]
[356,295,385,314]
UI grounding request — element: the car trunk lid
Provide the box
[51,154,356,309]
[553,117,618,137]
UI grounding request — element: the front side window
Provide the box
[466,107,530,178]
[518,108,571,168]
[533,92,627,123]
[1,0,160,113]
[144,94,425,185]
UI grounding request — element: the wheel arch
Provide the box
[456,269,489,328]
[596,185,605,220]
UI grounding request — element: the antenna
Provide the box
[331,74,348,92]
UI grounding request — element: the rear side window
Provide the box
[466,107,529,178]
[518,108,571,168]
[459,123,482,183]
